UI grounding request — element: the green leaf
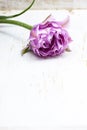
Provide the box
[0,0,35,19]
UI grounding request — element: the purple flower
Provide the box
[28,15,72,57]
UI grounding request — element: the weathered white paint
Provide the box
[0,0,87,10]
[0,10,87,128]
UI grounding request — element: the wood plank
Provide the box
[0,0,87,10]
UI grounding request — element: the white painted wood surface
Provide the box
[0,0,87,10]
[0,10,87,129]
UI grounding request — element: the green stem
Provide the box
[0,19,33,30]
[0,0,35,19]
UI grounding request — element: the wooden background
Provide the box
[0,0,87,10]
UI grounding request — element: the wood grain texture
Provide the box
[0,0,87,10]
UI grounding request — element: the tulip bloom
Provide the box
[28,15,72,57]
